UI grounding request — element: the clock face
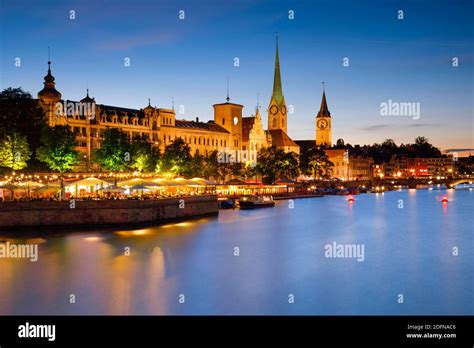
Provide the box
[270,105,279,115]
[281,105,287,115]
[317,119,328,130]
[233,116,239,125]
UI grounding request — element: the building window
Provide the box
[222,118,225,125]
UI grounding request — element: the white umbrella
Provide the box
[98,185,125,193]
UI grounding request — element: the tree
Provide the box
[94,128,132,179]
[256,146,300,184]
[130,137,159,172]
[157,138,192,177]
[279,151,300,179]
[300,146,333,179]
[202,150,219,180]
[0,88,46,162]
[36,126,79,172]
[0,132,31,170]
[188,150,204,178]
[410,136,441,158]
[36,126,79,198]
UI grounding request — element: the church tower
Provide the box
[268,34,287,134]
[213,86,243,152]
[315,86,332,147]
[38,60,61,126]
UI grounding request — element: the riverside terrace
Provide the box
[0,174,295,201]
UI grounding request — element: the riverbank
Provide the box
[0,195,219,230]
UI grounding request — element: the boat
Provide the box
[237,195,275,209]
[336,188,349,196]
[347,188,361,195]
[218,197,235,209]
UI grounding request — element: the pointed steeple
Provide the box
[317,84,331,118]
[255,105,261,120]
[272,33,284,106]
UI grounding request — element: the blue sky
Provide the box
[1,0,473,150]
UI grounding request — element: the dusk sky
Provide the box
[1,0,472,151]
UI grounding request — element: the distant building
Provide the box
[349,157,373,180]
[407,158,429,177]
[325,149,348,179]
[324,149,372,180]
[427,156,454,176]
[386,154,408,177]
[36,36,300,170]
[315,88,332,147]
[241,107,269,164]
[373,164,385,179]
[266,34,299,154]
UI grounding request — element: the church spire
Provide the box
[317,83,331,118]
[272,33,284,106]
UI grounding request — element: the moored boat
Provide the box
[237,195,275,209]
[218,197,235,209]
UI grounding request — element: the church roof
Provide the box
[295,140,317,151]
[98,104,144,117]
[175,119,230,133]
[144,98,154,112]
[80,89,95,104]
[267,129,299,148]
[317,91,331,118]
[212,101,243,107]
[271,35,284,107]
[37,61,61,100]
[242,116,256,142]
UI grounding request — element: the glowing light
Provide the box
[84,236,102,242]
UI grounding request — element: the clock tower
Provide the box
[268,34,287,134]
[315,88,332,147]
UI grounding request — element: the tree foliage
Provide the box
[130,137,159,172]
[255,146,299,184]
[0,88,46,156]
[0,132,31,170]
[94,128,132,172]
[299,146,333,179]
[36,126,79,173]
[157,137,192,176]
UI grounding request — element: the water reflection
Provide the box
[0,190,472,315]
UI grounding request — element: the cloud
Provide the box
[98,31,178,51]
[444,148,474,153]
[360,124,390,131]
[361,123,442,131]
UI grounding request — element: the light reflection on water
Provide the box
[0,189,472,315]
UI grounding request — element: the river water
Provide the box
[0,188,472,315]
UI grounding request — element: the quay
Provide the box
[0,195,218,229]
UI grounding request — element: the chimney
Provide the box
[196,117,199,123]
